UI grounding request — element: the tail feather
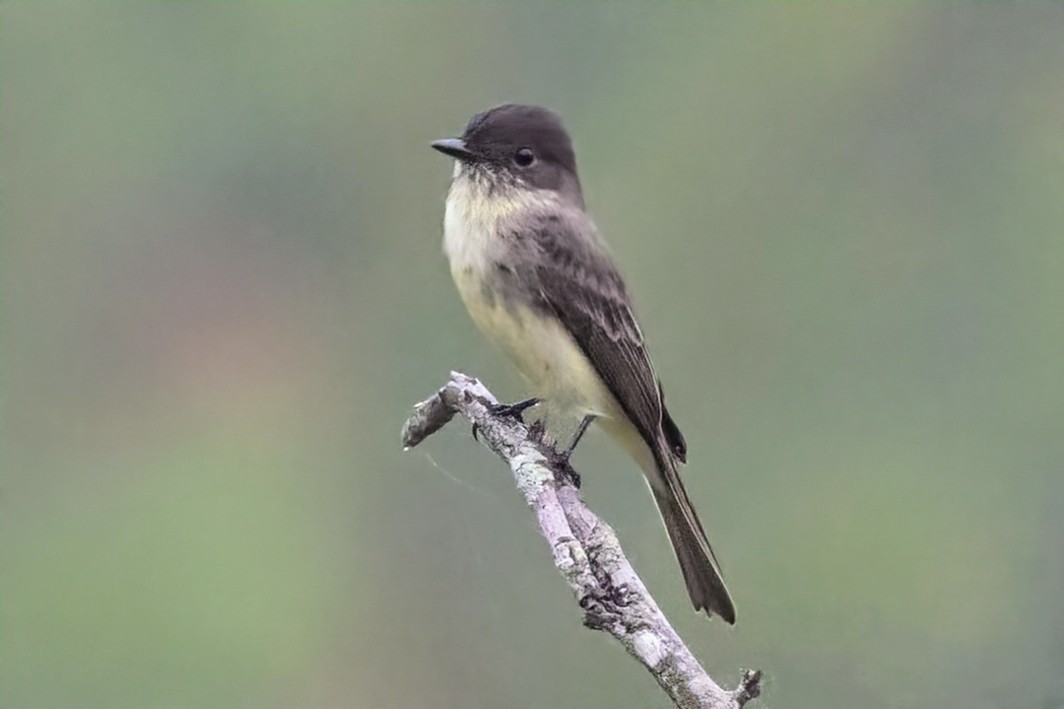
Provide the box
[597,415,735,623]
[649,453,736,624]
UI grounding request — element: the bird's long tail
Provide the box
[598,415,736,623]
[647,451,736,624]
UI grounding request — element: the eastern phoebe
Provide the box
[431,104,736,623]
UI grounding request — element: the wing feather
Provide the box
[521,208,684,459]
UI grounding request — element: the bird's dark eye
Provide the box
[514,148,535,167]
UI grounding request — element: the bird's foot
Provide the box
[543,414,593,488]
[527,419,547,443]
[471,398,541,442]
[547,445,582,489]
[489,397,541,420]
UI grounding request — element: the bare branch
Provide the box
[402,372,762,709]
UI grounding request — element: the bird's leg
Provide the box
[472,397,541,442]
[562,415,596,457]
[546,414,595,489]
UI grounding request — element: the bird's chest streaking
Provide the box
[442,174,617,420]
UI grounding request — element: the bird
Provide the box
[431,104,735,623]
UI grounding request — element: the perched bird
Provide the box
[432,104,735,623]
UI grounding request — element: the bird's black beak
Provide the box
[431,138,476,161]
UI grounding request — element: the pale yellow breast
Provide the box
[442,172,621,422]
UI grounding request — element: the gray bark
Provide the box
[401,372,762,709]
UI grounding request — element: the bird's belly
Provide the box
[452,266,619,420]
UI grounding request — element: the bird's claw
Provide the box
[548,446,582,488]
[472,398,541,442]
[488,397,541,421]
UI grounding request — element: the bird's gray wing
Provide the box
[519,208,686,462]
[510,208,738,623]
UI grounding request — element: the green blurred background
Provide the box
[4,4,1063,708]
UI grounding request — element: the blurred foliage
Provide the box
[4,4,1064,708]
